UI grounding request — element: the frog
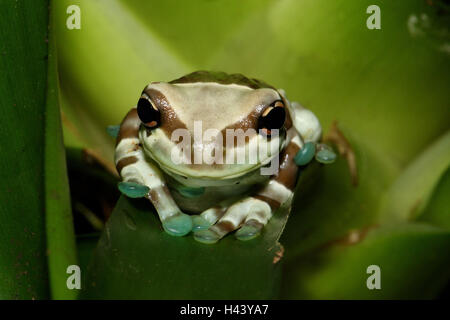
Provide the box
[114,71,335,244]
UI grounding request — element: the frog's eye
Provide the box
[137,96,160,128]
[258,100,286,136]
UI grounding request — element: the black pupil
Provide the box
[260,107,286,130]
[137,98,160,126]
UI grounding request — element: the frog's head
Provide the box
[137,71,292,183]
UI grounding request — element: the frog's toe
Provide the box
[193,229,221,244]
[118,181,149,198]
[294,141,316,166]
[191,215,212,231]
[235,219,263,241]
[162,213,193,237]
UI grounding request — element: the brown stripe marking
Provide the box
[148,189,160,206]
[253,195,281,211]
[220,97,292,138]
[116,156,138,175]
[144,88,188,137]
[147,185,172,207]
[116,108,141,146]
[208,206,227,221]
[213,220,237,235]
[220,104,265,139]
[274,141,300,190]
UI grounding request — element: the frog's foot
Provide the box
[118,181,149,198]
[193,197,271,244]
[162,213,193,237]
[191,206,227,231]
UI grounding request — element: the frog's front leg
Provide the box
[193,131,301,244]
[115,108,192,236]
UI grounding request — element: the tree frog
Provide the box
[114,71,334,244]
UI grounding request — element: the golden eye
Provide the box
[258,100,286,135]
[137,95,160,128]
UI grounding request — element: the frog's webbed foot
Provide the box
[117,181,192,236]
[323,121,358,186]
[193,197,271,244]
[119,178,192,236]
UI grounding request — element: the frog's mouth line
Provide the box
[148,150,272,180]
[140,125,287,180]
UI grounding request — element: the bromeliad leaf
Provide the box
[82,164,318,299]
[45,4,78,299]
[0,0,50,299]
[281,223,450,299]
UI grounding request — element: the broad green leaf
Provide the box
[0,0,49,299]
[45,3,78,299]
[281,127,395,260]
[76,233,100,293]
[281,223,450,299]
[82,197,283,299]
[281,132,450,296]
[77,234,100,272]
[379,131,450,223]
[81,165,318,299]
[123,0,273,66]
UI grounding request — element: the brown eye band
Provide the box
[137,96,160,128]
[259,101,286,133]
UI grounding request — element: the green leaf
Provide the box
[281,223,450,299]
[81,165,317,299]
[123,0,273,66]
[281,127,395,260]
[418,166,450,229]
[0,0,50,299]
[280,131,450,297]
[379,131,450,223]
[76,233,100,293]
[45,3,78,299]
[82,198,281,299]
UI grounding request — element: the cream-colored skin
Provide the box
[115,72,321,243]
